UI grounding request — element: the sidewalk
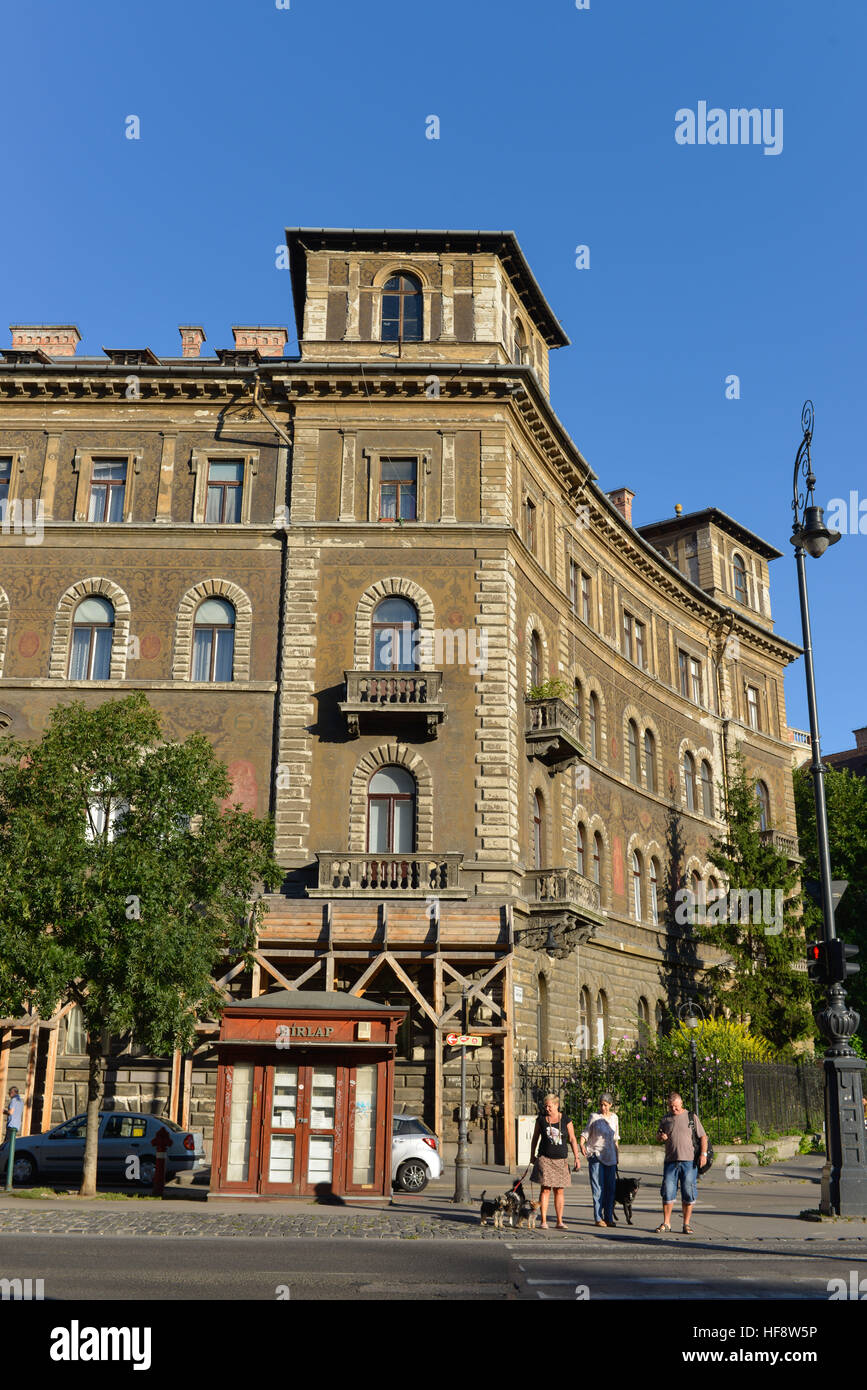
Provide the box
[0,1155,863,1241]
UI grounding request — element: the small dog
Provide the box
[506,1180,540,1231]
[479,1190,510,1228]
[609,1175,641,1225]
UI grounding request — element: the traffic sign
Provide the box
[445,1033,482,1046]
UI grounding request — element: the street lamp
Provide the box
[790,401,867,1216]
[678,999,705,1117]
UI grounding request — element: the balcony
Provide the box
[310,852,466,898]
[520,867,604,954]
[759,828,802,863]
[525,697,586,774]
[339,670,446,738]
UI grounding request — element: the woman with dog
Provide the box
[529,1094,581,1231]
[580,1092,620,1227]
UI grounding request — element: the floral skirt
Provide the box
[532,1155,572,1189]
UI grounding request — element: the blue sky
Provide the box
[4,0,864,750]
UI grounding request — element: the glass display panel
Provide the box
[352,1064,378,1186]
[226,1062,254,1183]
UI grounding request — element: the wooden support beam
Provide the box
[42,1025,60,1131]
[214,959,249,991]
[21,1020,39,1137]
[169,1049,182,1123]
[251,952,296,993]
[433,955,443,1143]
[503,954,515,1167]
[0,1030,11,1117]
[289,960,322,990]
[350,953,387,997]
[250,960,261,998]
[440,956,508,1021]
[181,1054,193,1129]
[383,954,439,1028]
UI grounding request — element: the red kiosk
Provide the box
[210,991,406,1201]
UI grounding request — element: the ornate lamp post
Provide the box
[790,401,867,1216]
[678,1000,705,1117]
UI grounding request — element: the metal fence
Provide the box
[518,1056,825,1144]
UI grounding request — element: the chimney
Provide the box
[854,727,867,751]
[9,324,80,357]
[179,326,206,358]
[607,487,635,526]
[232,326,288,357]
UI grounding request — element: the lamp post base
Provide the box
[820,1052,867,1217]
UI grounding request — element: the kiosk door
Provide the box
[261,1062,343,1196]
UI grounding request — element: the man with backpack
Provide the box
[655,1091,708,1234]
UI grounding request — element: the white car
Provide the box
[391,1114,442,1192]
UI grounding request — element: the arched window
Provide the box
[644,730,656,793]
[573,679,583,738]
[655,1000,665,1036]
[530,632,542,689]
[69,596,114,680]
[537,975,548,1059]
[192,598,235,681]
[756,780,771,832]
[372,597,418,672]
[649,857,660,925]
[367,766,416,852]
[64,1005,87,1055]
[532,790,545,869]
[513,319,529,366]
[595,991,608,1055]
[577,822,586,876]
[588,693,599,759]
[579,987,592,1059]
[690,869,703,926]
[637,996,650,1046]
[733,553,749,605]
[592,832,602,887]
[701,761,714,818]
[708,876,721,918]
[631,850,643,920]
[628,720,640,784]
[381,272,422,342]
[684,752,697,811]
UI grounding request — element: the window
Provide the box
[733,553,749,605]
[756,780,770,832]
[524,498,536,552]
[372,598,418,672]
[655,1000,665,1036]
[69,596,114,680]
[577,822,586,876]
[649,857,659,925]
[569,560,579,613]
[595,991,608,1055]
[691,657,703,704]
[690,870,702,926]
[622,611,633,660]
[592,832,602,887]
[381,273,422,341]
[627,720,640,784]
[746,685,760,731]
[635,621,646,670]
[685,533,699,584]
[684,752,697,812]
[367,766,416,852]
[638,997,650,1046]
[530,632,542,689]
[192,598,235,682]
[0,456,12,519]
[573,679,583,738]
[644,729,656,793]
[679,650,689,698]
[87,459,127,523]
[622,611,646,667]
[379,458,417,521]
[701,760,714,818]
[104,1114,148,1140]
[513,319,529,366]
[205,461,244,523]
[579,987,591,1059]
[581,572,592,625]
[532,791,545,869]
[631,850,643,920]
[588,693,599,759]
[679,650,702,703]
[64,1005,86,1055]
[708,876,721,917]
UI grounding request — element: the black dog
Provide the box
[609,1175,641,1225]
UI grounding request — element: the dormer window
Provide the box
[513,319,530,365]
[733,553,749,605]
[381,273,422,342]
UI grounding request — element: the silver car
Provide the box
[391,1114,442,1192]
[0,1111,208,1187]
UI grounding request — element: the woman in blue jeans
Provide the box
[580,1092,620,1227]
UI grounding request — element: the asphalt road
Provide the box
[2,1233,866,1301]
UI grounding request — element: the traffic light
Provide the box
[806,941,827,983]
[826,939,860,984]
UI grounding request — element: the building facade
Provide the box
[0,230,802,1170]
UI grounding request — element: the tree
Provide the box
[694,748,813,1050]
[0,694,281,1195]
[793,762,867,1046]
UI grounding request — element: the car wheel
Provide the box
[137,1157,157,1187]
[11,1153,36,1184]
[395,1159,429,1193]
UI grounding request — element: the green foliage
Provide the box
[527,678,572,701]
[793,762,867,1047]
[668,1018,774,1065]
[697,747,814,1049]
[757,1144,779,1166]
[0,693,282,1055]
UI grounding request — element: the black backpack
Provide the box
[688,1111,714,1177]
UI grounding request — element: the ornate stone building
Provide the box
[0,230,801,1175]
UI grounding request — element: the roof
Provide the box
[223,989,402,1013]
[637,507,783,560]
[283,227,570,348]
